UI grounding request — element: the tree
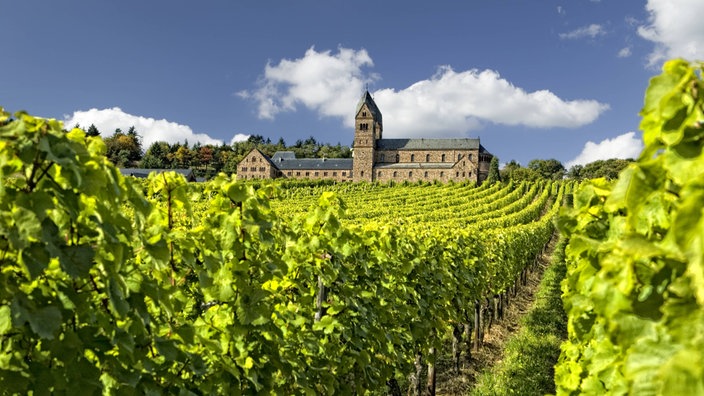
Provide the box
[500,160,540,182]
[104,127,143,167]
[197,145,214,176]
[125,126,143,164]
[486,156,501,184]
[527,158,565,180]
[140,141,170,169]
[566,158,634,180]
[566,164,583,179]
[169,145,193,169]
[86,124,100,137]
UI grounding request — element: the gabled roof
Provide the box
[376,138,483,151]
[119,168,194,178]
[271,151,297,161]
[269,151,353,170]
[248,148,278,167]
[355,90,382,124]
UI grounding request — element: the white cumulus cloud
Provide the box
[373,67,609,138]
[240,47,609,138]
[64,107,226,149]
[638,0,704,66]
[230,133,251,144]
[559,24,607,40]
[238,46,377,121]
[566,132,643,168]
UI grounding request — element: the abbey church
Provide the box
[237,91,493,183]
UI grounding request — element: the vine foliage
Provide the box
[556,59,704,394]
[0,107,558,394]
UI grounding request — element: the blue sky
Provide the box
[3,0,703,168]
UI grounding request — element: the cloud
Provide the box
[565,132,643,168]
[638,0,704,66]
[618,47,633,58]
[240,47,609,138]
[64,107,224,149]
[559,24,607,40]
[238,46,377,121]
[373,67,609,137]
[230,133,251,144]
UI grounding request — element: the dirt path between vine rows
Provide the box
[433,233,560,395]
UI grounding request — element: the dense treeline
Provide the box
[83,122,351,178]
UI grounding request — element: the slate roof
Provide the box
[376,138,485,151]
[355,91,382,124]
[271,151,297,161]
[269,151,353,170]
[119,168,195,179]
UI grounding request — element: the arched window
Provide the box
[377,171,382,177]
[426,154,430,162]
[458,154,462,161]
[469,154,473,161]
[440,171,444,177]
[393,171,397,178]
[395,153,400,162]
[361,171,364,177]
[424,171,428,178]
[410,154,415,162]
[409,171,413,177]
[441,154,446,162]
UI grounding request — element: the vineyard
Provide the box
[0,107,565,395]
[3,58,702,395]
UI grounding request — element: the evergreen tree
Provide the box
[86,124,100,137]
[487,156,501,183]
[140,141,169,168]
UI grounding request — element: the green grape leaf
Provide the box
[0,305,11,335]
[12,296,62,340]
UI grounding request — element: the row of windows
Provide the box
[284,171,348,178]
[378,153,474,163]
[369,170,475,178]
[244,157,262,163]
[240,167,266,172]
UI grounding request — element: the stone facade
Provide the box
[237,91,493,183]
[237,149,278,180]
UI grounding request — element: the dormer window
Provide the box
[362,111,367,117]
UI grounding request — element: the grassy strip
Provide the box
[470,237,568,396]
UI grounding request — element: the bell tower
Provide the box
[352,91,382,182]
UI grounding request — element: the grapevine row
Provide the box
[0,108,562,394]
[555,59,704,394]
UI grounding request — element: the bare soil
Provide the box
[432,234,559,395]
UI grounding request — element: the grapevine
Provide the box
[556,59,704,395]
